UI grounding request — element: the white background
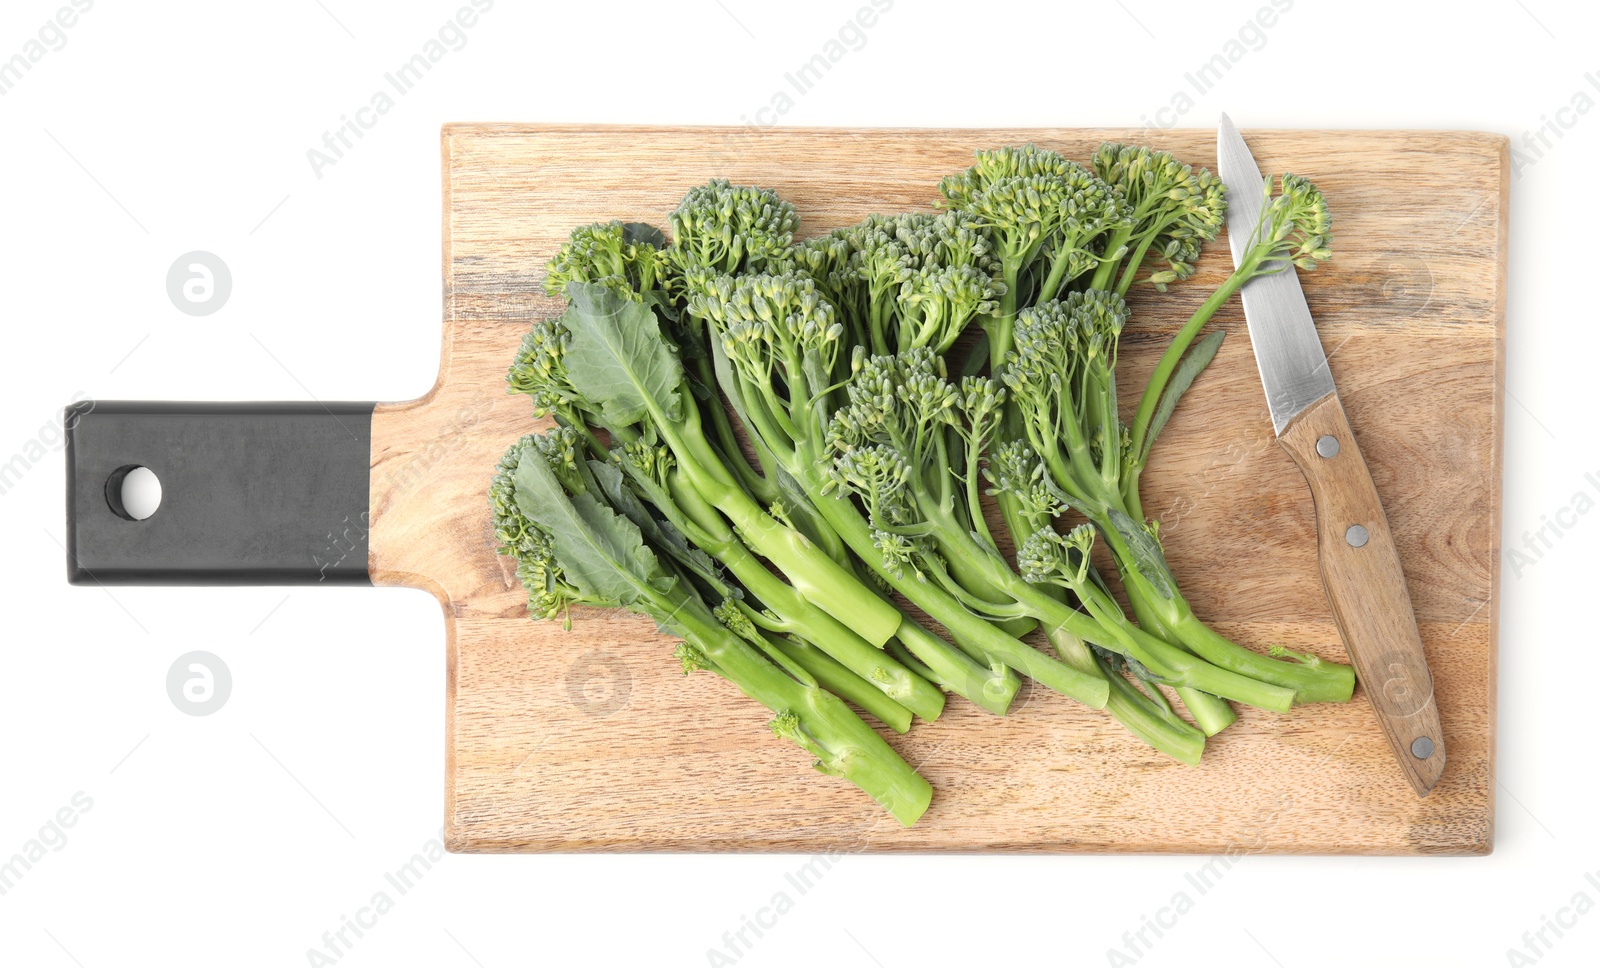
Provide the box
[0,1,1584,965]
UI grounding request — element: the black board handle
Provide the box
[64,401,375,585]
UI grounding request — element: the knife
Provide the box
[1216,114,1445,796]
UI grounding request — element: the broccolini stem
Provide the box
[781,480,853,567]
[720,344,1030,713]
[1103,663,1207,766]
[694,355,777,506]
[1003,564,1296,711]
[932,430,954,511]
[1123,477,1146,523]
[1088,224,1136,293]
[664,596,932,826]
[1089,362,1121,486]
[655,405,902,647]
[771,635,914,734]
[1108,553,1356,705]
[1091,566,1237,736]
[891,619,1019,717]
[966,441,1000,554]
[1047,381,1113,506]
[707,483,901,646]
[665,472,946,722]
[928,523,1021,624]
[1135,614,1238,736]
[1127,265,1253,463]
[1014,335,1240,729]
[1114,232,1161,297]
[994,405,1232,747]
[1035,244,1078,305]
[1171,609,1355,705]
[735,377,801,470]
[803,480,1109,710]
[988,263,1023,368]
[1120,621,1295,711]
[1045,627,1206,766]
[884,635,939,684]
[1180,687,1238,736]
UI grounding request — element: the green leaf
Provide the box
[1107,508,1176,600]
[709,334,752,427]
[513,441,666,608]
[561,281,684,428]
[1140,329,1224,464]
[640,288,683,325]
[588,459,722,589]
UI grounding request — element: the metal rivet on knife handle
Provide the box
[1345,524,1369,548]
[1316,434,1340,458]
[1411,736,1435,759]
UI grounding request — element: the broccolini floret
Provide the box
[938,144,1133,361]
[668,178,798,277]
[1089,142,1227,292]
[543,220,671,299]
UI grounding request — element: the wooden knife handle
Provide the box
[1278,392,1446,796]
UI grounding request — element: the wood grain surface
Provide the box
[368,124,1507,853]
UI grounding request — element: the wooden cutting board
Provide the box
[370,124,1506,854]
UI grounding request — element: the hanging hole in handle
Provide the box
[106,465,162,521]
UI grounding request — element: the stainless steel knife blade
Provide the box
[1217,114,1337,435]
